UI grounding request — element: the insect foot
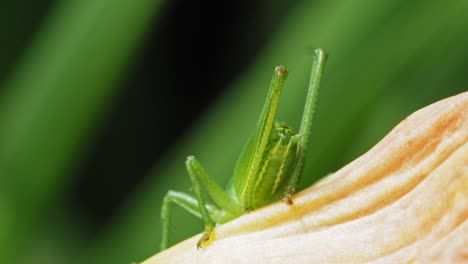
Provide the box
[281,187,295,205]
[196,230,215,250]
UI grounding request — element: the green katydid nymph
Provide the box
[160,48,327,251]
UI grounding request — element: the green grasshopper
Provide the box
[160,48,327,251]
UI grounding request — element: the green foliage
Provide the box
[0,0,162,262]
[0,0,467,263]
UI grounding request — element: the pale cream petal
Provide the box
[145,92,468,264]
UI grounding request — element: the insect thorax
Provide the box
[245,122,300,209]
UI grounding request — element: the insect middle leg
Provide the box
[160,190,220,251]
[161,156,242,251]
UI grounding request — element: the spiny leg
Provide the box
[230,66,288,210]
[283,48,327,205]
[185,156,242,249]
[186,156,243,216]
[185,160,215,250]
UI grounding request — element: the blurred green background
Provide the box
[0,0,467,263]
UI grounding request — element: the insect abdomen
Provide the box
[248,125,299,209]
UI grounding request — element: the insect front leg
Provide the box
[185,156,243,249]
[185,157,217,250]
